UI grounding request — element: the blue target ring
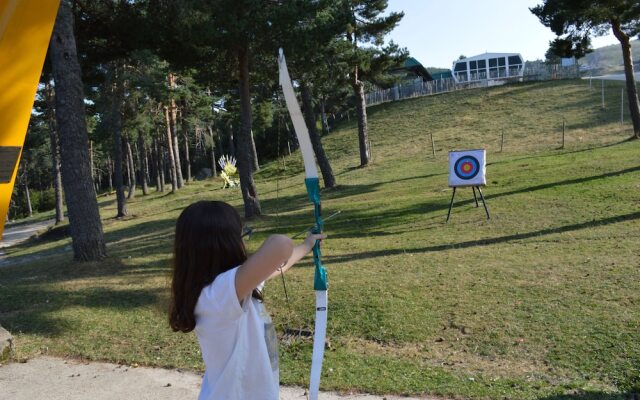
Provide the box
[454,156,480,180]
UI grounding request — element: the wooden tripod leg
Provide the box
[472,186,479,207]
[446,187,457,222]
[476,186,490,220]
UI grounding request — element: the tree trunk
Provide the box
[152,136,162,192]
[300,82,336,188]
[228,122,235,157]
[353,78,371,166]
[125,137,136,199]
[319,97,330,135]
[133,140,145,195]
[250,130,259,171]
[49,2,106,260]
[21,162,33,217]
[167,74,184,188]
[96,167,102,193]
[108,64,128,217]
[611,19,640,138]
[137,135,149,195]
[179,101,192,182]
[158,143,166,193]
[44,81,65,224]
[107,156,113,193]
[123,141,130,189]
[89,140,95,188]
[208,126,218,177]
[163,106,178,193]
[24,183,32,217]
[237,45,261,218]
[148,135,156,188]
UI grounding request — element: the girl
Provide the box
[169,200,325,400]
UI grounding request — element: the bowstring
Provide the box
[275,91,296,335]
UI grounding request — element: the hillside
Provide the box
[581,39,640,70]
[1,79,639,399]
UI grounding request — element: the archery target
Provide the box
[448,149,486,187]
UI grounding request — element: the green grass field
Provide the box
[1,79,639,399]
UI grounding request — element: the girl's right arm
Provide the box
[234,234,294,300]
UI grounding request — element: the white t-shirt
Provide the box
[194,267,279,400]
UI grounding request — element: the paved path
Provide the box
[0,219,54,249]
[0,219,57,265]
[0,357,438,400]
[584,72,640,81]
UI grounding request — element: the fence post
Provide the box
[500,130,504,152]
[601,79,605,109]
[430,133,436,158]
[561,118,565,149]
[621,88,624,124]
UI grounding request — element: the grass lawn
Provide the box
[1,79,639,399]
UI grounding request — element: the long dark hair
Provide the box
[169,201,254,333]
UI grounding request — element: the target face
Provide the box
[454,156,480,180]
[449,150,486,187]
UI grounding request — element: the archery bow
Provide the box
[278,48,328,400]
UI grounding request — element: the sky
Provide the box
[385,0,620,68]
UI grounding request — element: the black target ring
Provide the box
[454,156,480,180]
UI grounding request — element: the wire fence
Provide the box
[365,78,484,106]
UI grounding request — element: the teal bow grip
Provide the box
[305,178,328,291]
[305,178,321,204]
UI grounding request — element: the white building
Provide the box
[451,53,524,85]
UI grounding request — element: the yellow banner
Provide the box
[0,0,60,238]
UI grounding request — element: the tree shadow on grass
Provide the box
[0,257,165,337]
[260,161,640,241]
[325,210,640,263]
[485,165,640,203]
[0,217,177,269]
[486,80,578,99]
[539,391,638,400]
[487,138,631,167]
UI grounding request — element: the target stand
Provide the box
[446,149,490,222]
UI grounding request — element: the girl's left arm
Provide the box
[266,232,325,280]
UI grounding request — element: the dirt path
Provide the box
[0,356,439,400]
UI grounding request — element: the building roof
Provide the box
[405,57,433,81]
[391,57,433,81]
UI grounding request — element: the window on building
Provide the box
[453,61,468,82]
[508,55,523,77]
[468,60,487,81]
[454,62,467,72]
[489,57,508,78]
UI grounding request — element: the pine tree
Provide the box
[531,0,640,138]
[345,0,405,166]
